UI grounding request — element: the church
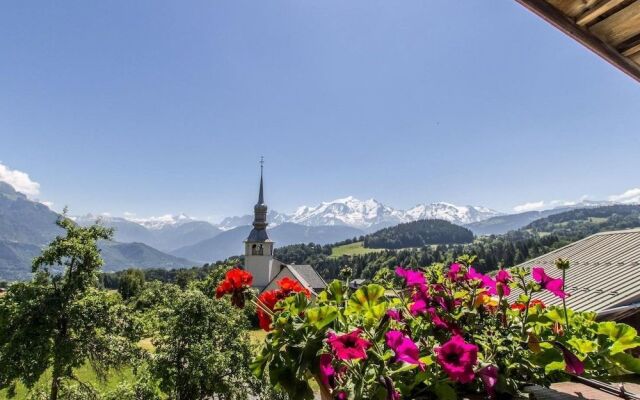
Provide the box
[243,164,326,295]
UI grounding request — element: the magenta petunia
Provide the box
[478,365,499,399]
[532,267,566,299]
[467,267,486,282]
[435,335,478,384]
[318,354,336,388]
[395,266,426,287]
[555,342,585,375]
[483,269,512,297]
[447,263,467,282]
[387,309,403,321]
[327,329,372,360]
[385,330,425,369]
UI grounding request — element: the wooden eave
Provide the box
[516,0,640,83]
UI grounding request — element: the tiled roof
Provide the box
[509,228,640,313]
[287,264,327,291]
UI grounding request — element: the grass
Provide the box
[0,365,135,400]
[330,241,383,258]
[0,339,157,400]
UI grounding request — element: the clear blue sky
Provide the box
[1,1,639,221]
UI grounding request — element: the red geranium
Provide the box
[256,277,311,331]
[530,299,546,309]
[277,277,311,298]
[215,267,253,307]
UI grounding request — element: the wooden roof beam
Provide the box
[516,0,640,83]
[576,0,627,27]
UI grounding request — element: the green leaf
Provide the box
[317,280,345,304]
[345,284,388,325]
[305,306,338,330]
[545,307,573,324]
[567,338,598,355]
[610,352,640,374]
[545,361,566,374]
[434,382,457,400]
[250,353,269,377]
[598,321,640,354]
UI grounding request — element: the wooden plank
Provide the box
[547,0,599,18]
[576,0,628,27]
[516,0,640,83]
[590,0,640,46]
[622,41,640,56]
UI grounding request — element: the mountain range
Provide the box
[0,182,195,281]
[218,196,502,231]
[0,179,630,281]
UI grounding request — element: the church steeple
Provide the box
[248,157,269,241]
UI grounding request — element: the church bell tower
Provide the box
[244,158,275,289]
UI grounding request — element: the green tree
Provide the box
[150,289,256,399]
[0,216,141,400]
[118,268,145,300]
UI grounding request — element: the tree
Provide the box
[118,268,145,300]
[150,289,256,399]
[0,216,141,400]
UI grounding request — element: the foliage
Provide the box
[364,219,474,249]
[0,216,141,400]
[149,288,257,399]
[117,268,145,300]
[239,258,640,399]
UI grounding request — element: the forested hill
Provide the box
[363,219,473,249]
[524,204,640,237]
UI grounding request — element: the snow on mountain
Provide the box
[216,197,502,231]
[217,210,290,230]
[405,202,502,225]
[127,213,197,230]
[289,196,406,228]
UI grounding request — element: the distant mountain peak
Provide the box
[127,213,196,229]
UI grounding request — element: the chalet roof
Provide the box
[509,228,640,314]
[517,0,640,83]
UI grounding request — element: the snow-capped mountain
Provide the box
[215,196,502,231]
[405,202,501,225]
[127,213,197,230]
[218,210,290,230]
[289,196,406,228]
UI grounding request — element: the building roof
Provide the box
[510,228,640,314]
[286,264,327,291]
[516,0,640,83]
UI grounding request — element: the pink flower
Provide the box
[385,330,425,369]
[386,309,403,321]
[435,335,478,384]
[555,342,584,375]
[327,329,372,360]
[395,266,425,287]
[532,267,566,298]
[484,269,512,297]
[478,365,499,399]
[447,263,467,282]
[318,354,336,388]
[467,267,486,282]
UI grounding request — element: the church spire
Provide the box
[257,156,265,206]
[247,157,269,242]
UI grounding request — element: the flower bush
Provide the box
[217,260,640,399]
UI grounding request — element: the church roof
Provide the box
[287,264,327,291]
